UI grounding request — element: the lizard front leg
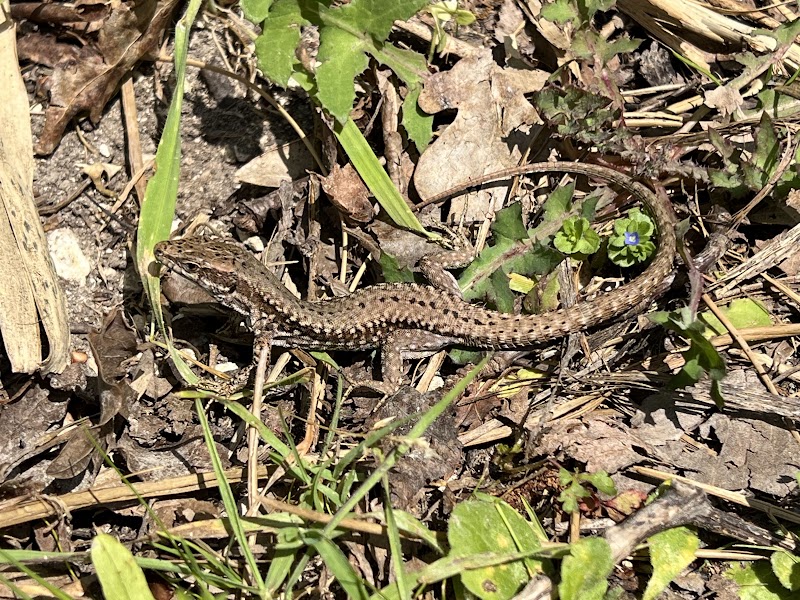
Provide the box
[198,324,274,396]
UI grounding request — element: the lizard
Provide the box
[153,162,677,393]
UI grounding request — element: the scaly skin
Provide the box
[154,162,676,390]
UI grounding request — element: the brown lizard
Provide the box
[154,162,677,393]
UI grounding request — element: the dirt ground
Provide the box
[4,1,800,598]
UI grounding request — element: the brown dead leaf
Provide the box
[319,163,374,223]
[12,1,109,31]
[704,85,744,118]
[16,33,82,68]
[43,309,138,481]
[495,0,534,56]
[235,139,316,188]
[28,0,182,155]
[0,385,68,489]
[536,416,644,475]
[634,381,800,497]
[414,50,548,221]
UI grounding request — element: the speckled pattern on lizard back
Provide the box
[154,162,677,391]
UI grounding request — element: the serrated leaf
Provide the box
[493,203,530,241]
[597,37,642,63]
[371,43,428,86]
[542,183,575,221]
[771,551,800,591]
[458,203,562,310]
[761,14,800,44]
[541,0,579,24]
[643,527,699,600]
[316,27,370,121]
[402,86,433,151]
[559,537,613,600]
[337,0,429,40]
[461,242,562,311]
[255,0,306,87]
[585,471,616,496]
[241,0,273,23]
[448,497,545,600]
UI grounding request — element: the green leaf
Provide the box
[760,14,800,44]
[401,85,433,151]
[334,118,427,233]
[554,216,601,256]
[241,0,273,23]
[584,471,616,496]
[650,308,727,406]
[542,182,575,221]
[596,37,642,63]
[138,0,203,388]
[92,534,156,600]
[643,527,699,600]
[726,561,794,599]
[557,469,616,514]
[255,0,307,87]
[458,202,562,311]
[379,251,416,283]
[448,496,546,600]
[304,532,370,599]
[699,298,772,337]
[608,208,657,267]
[316,28,370,122]
[371,43,429,86]
[559,538,613,600]
[541,0,580,24]
[753,111,779,176]
[336,0,429,40]
[494,202,531,241]
[265,529,301,593]
[771,551,800,591]
[534,87,622,145]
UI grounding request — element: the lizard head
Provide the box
[154,239,251,298]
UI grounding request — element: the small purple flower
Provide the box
[624,231,640,246]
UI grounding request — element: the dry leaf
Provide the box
[236,139,316,188]
[414,50,548,221]
[319,163,373,223]
[0,12,69,374]
[30,0,182,155]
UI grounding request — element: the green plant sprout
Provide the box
[607,207,656,267]
[426,1,477,59]
[554,216,602,259]
[558,467,617,514]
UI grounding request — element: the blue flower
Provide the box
[624,231,640,246]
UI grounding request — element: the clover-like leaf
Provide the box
[608,208,657,267]
[554,216,601,257]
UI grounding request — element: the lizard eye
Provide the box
[181,262,199,273]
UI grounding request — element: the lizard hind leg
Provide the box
[378,330,460,392]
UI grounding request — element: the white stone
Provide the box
[47,229,92,284]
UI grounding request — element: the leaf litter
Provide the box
[4,0,800,597]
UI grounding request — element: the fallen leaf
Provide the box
[414,49,548,222]
[319,163,374,223]
[30,0,182,155]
